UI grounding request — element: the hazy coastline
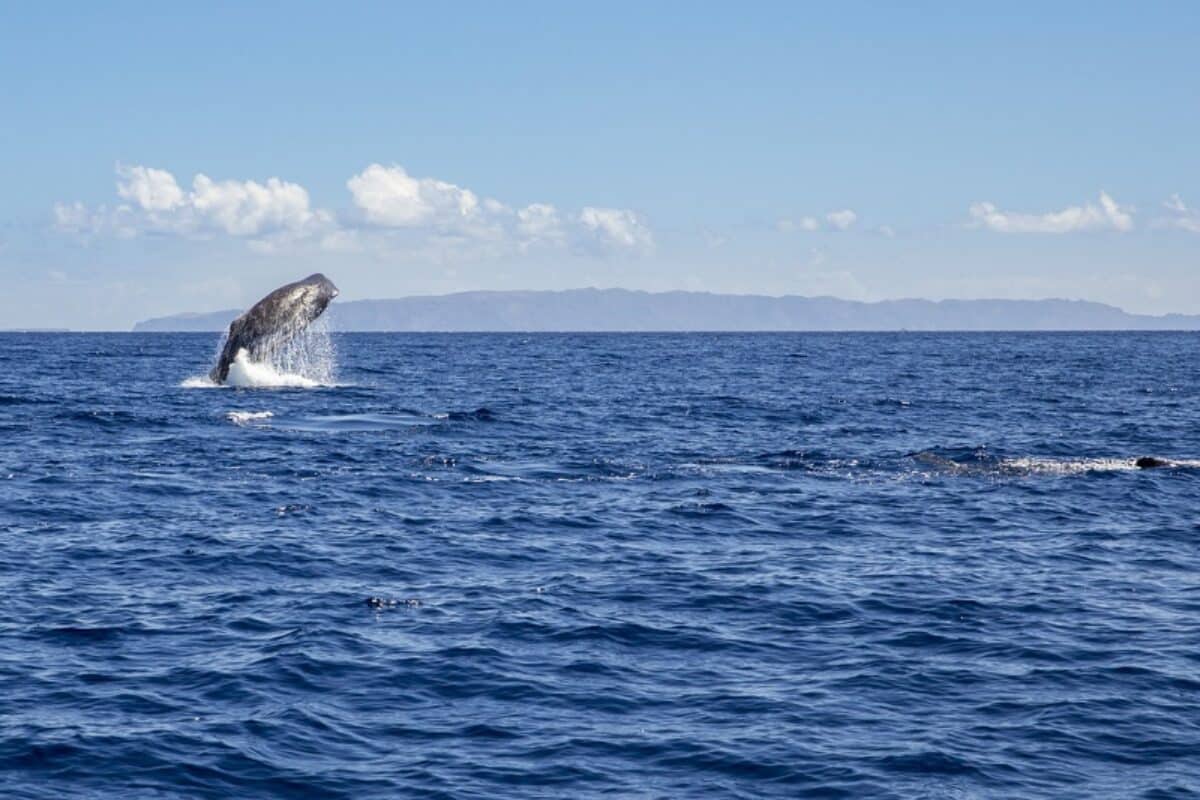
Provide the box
[134,288,1200,332]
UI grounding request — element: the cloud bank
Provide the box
[55,168,1162,264]
[55,163,652,256]
[345,164,652,254]
[55,164,331,246]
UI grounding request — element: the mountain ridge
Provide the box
[131,287,1200,332]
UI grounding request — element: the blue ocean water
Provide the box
[2,331,1198,799]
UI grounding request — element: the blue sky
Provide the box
[2,2,1198,328]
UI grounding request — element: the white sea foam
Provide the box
[1002,456,1200,475]
[180,354,322,388]
[226,410,275,425]
[907,452,1200,479]
[1001,457,1140,475]
[224,350,321,388]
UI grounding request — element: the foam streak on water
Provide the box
[226,410,275,425]
[2,332,1199,799]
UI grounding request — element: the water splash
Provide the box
[268,316,336,385]
[224,352,320,388]
[182,317,337,388]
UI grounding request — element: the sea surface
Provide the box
[2,331,1198,799]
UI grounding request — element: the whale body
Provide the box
[1135,456,1171,469]
[210,273,339,383]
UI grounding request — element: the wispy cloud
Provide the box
[777,210,857,233]
[700,228,728,249]
[825,209,857,231]
[968,192,1133,234]
[1158,194,1200,233]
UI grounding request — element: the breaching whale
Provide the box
[210,273,338,384]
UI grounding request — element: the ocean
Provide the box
[1,331,1198,798]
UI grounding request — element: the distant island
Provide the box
[132,288,1200,332]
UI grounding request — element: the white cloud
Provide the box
[347,163,481,228]
[579,207,653,251]
[343,164,649,254]
[825,209,857,230]
[54,200,143,240]
[116,165,185,211]
[516,203,564,244]
[191,174,325,236]
[969,192,1134,234]
[876,225,896,238]
[777,212,855,233]
[58,165,330,243]
[53,201,104,234]
[1160,194,1200,233]
[55,162,652,257]
[513,202,572,252]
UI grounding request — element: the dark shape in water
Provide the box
[210,273,338,383]
[1135,456,1171,469]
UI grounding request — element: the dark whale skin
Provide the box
[210,273,339,383]
[1135,456,1171,469]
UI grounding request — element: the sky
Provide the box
[1,1,1198,329]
